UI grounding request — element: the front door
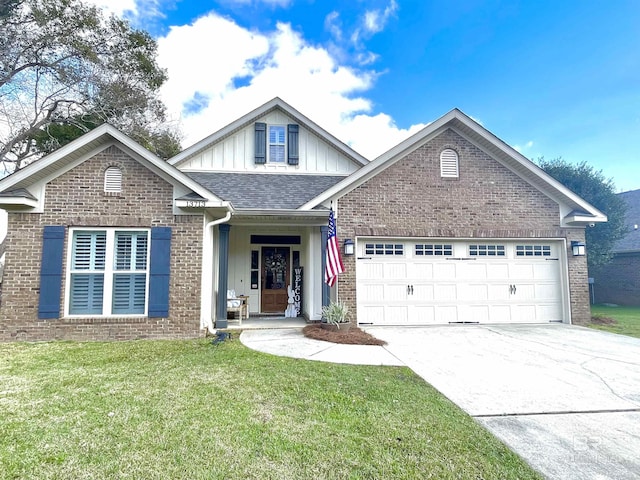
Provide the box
[261,247,290,313]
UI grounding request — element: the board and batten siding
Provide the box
[179,111,361,174]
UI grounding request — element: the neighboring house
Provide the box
[591,189,640,306]
[0,98,606,341]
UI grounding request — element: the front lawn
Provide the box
[589,305,640,338]
[0,338,541,479]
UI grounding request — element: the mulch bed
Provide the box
[590,315,617,325]
[302,324,386,346]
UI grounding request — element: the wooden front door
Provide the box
[261,247,290,313]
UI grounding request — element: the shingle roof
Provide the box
[615,189,640,252]
[186,172,345,209]
[0,188,37,200]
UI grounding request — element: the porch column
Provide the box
[216,223,231,328]
[320,225,330,308]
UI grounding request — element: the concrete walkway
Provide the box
[240,324,640,480]
[240,327,403,366]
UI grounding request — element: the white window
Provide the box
[440,149,459,178]
[365,243,404,256]
[104,166,122,193]
[516,245,551,257]
[415,244,453,256]
[469,244,505,256]
[269,126,286,163]
[67,229,149,316]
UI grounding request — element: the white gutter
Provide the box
[200,210,232,334]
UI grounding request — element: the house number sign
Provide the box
[185,200,206,208]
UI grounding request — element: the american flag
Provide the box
[324,208,345,286]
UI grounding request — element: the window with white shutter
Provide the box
[104,166,122,193]
[440,149,459,178]
[67,229,149,316]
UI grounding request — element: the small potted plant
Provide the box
[321,301,351,332]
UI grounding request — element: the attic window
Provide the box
[440,149,459,178]
[104,166,122,193]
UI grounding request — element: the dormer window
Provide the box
[269,126,286,163]
[440,149,459,178]
[255,123,299,165]
[104,166,122,193]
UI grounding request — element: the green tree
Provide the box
[537,157,627,268]
[0,0,181,172]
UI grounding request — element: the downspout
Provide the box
[201,211,232,334]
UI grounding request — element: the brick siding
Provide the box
[337,128,590,324]
[0,146,203,341]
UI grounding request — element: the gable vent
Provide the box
[104,166,122,193]
[440,149,459,178]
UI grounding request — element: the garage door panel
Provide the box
[360,305,384,324]
[535,284,562,301]
[462,263,489,280]
[412,284,434,301]
[385,263,408,279]
[410,263,434,279]
[412,306,436,324]
[510,263,535,279]
[360,262,383,278]
[488,284,510,301]
[435,284,457,301]
[385,284,409,301]
[359,284,384,301]
[487,264,509,279]
[436,306,458,323]
[434,263,457,279]
[357,239,565,326]
[462,284,489,301]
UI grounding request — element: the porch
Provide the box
[225,315,309,330]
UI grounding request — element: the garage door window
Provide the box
[516,245,551,257]
[469,244,505,256]
[365,243,404,256]
[415,244,453,256]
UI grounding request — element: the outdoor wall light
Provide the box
[571,241,586,257]
[344,239,355,256]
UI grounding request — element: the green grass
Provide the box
[589,305,640,338]
[0,338,542,480]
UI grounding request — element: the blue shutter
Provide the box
[38,226,65,319]
[148,227,171,317]
[287,124,299,165]
[255,122,266,164]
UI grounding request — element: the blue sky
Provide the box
[91,0,640,192]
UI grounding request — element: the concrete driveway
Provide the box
[367,324,640,480]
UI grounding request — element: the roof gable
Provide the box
[300,108,607,225]
[169,97,369,171]
[0,124,226,209]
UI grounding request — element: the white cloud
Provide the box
[363,0,398,34]
[513,140,534,153]
[157,13,423,159]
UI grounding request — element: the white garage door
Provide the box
[356,240,565,325]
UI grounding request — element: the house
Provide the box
[0,98,606,341]
[590,189,640,306]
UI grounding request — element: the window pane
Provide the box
[269,145,285,162]
[70,273,104,315]
[115,232,148,270]
[72,231,106,270]
[112,273,146,315]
